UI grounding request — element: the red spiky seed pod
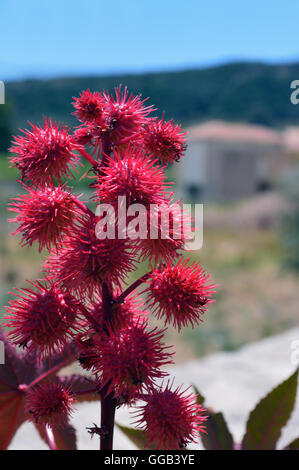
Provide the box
[143,116,187,164]
[89,321,173,399]
[5,281,83,359]
[9,184,81,252]
[144,258,216,331]
[9,118,80,185]
[43,215,136,298]
[95,146,169,209]
[26,380,73,426]
[73,89,105,124]
[134,383,206,449]
[103,86,153,144]
[73,125,94,146]
[138,195,192,264]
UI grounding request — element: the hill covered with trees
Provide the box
[3,61,299,140]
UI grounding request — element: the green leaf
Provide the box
[193,385,205,405]
[242,369,299,450]
[116,424,155,450]
[201,411,234,450]
[283,437,299,450]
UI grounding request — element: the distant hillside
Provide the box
[4,61,299,133]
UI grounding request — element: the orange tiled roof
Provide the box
[283,126,299,152]
[187,121,282,145]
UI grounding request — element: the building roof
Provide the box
[283,126,299,153]
[187,120,282,146]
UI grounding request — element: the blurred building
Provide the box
[283,126,299,158]
[177,121,283,202]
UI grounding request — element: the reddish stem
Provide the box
[94,131,117,450]
[100,282,117,450]
[99,132,112,173]
[100,387,116,450]
[116,271,152,304]
[72,196,95,218]
[77,146,99,168]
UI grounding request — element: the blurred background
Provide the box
[1,0,299,361]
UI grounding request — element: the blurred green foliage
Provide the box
[5,61,299,134]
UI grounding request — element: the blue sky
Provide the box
[1,0,299,80]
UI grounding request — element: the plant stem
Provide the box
[77,147,99,168]
[100,384,117,450]
[100,282,117,450]
[116,271,152,304]
[98,132,117,450]
[72,196,95,218]
[99,131,112,172]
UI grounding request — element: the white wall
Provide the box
[181,141,207,184]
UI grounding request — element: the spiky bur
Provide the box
[6,86,216,450]
[137,194,193,264]
[144,258,216,331]
[9,118,80,185]
[26,380,73,427]
[9,184,82,252]
[84,321,173,401]
[72,89,105,124]
[134,383,206,449]
[143,116,187,164]
[94,146,169,208]
[5,281,83,359]
[76,294,147,372]
[102,86,153,144]
[43,215,136,298]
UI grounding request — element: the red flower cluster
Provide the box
[6,86,216,449]
[71,86,153,151]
